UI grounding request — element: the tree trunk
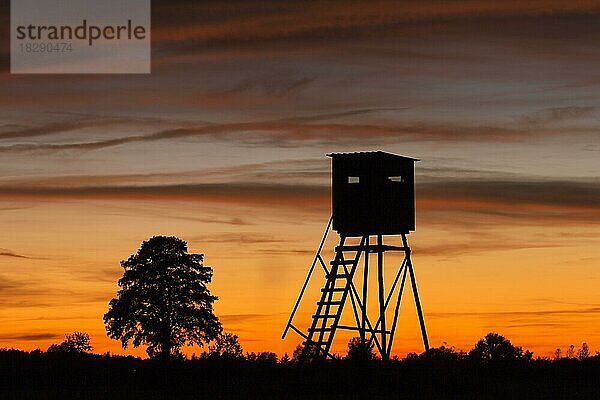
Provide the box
[161,323,172,361]
[161,339,171,361]
[161,288,172,361]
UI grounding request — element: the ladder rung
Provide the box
[308,327,333,332]
[330,259,355,266]
[317,300,342,306]
[336,325,392,334]
[326,273,350,279]
[312,314,337,319]
[335,245,359,252]
[321,287,345,292]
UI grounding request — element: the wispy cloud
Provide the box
[0,333,61,341]
[256,248,314,256]
[0,119,564,154]
[2,175,598,219]
[419,179,600,211]
[191,233,289,245]
[0,182,329,205]
[0,121,91,140]
[416,239,557,257]
[429,307,600,319]
[168,215,251,226]
[505,323,567,329]
[219,313,281,324]
[150,1,600,50]
[0,274,109,309]
[520,106,596,125]
[0,249,30,259]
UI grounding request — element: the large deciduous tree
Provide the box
[104,236,221,359]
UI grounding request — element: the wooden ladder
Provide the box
[303,236,364,357]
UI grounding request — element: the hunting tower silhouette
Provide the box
[283,151,429,360]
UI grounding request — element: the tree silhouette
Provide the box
[206,332,244,359]
[578,342,590,360]
[469,332,531,365]
[346,337,378,362]
[292,342,323,363]
[424,344,466,363]
[554,348,562,360]
[103,236,221,359]
[47,331,92,353]
[566,344,576,359]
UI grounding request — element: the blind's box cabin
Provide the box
[328,151,418,236]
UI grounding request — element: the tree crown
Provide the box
[104,236,221,359]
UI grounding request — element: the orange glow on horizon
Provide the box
[2,196,598,359]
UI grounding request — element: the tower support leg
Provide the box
[403,233,430,352]
[377,234,388,360]
[284,229,430,359]
[360,235,369,344]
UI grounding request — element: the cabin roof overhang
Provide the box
[326,151,419,163]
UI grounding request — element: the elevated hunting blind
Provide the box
[283,151,429,361]
[329,151,417,235]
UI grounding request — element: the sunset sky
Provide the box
[1,0,599,358]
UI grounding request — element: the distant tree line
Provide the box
[42,329,596,366]
[3,332,600,400]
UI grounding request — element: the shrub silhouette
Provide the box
[246,351,278,363]
[103,236,221,359]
